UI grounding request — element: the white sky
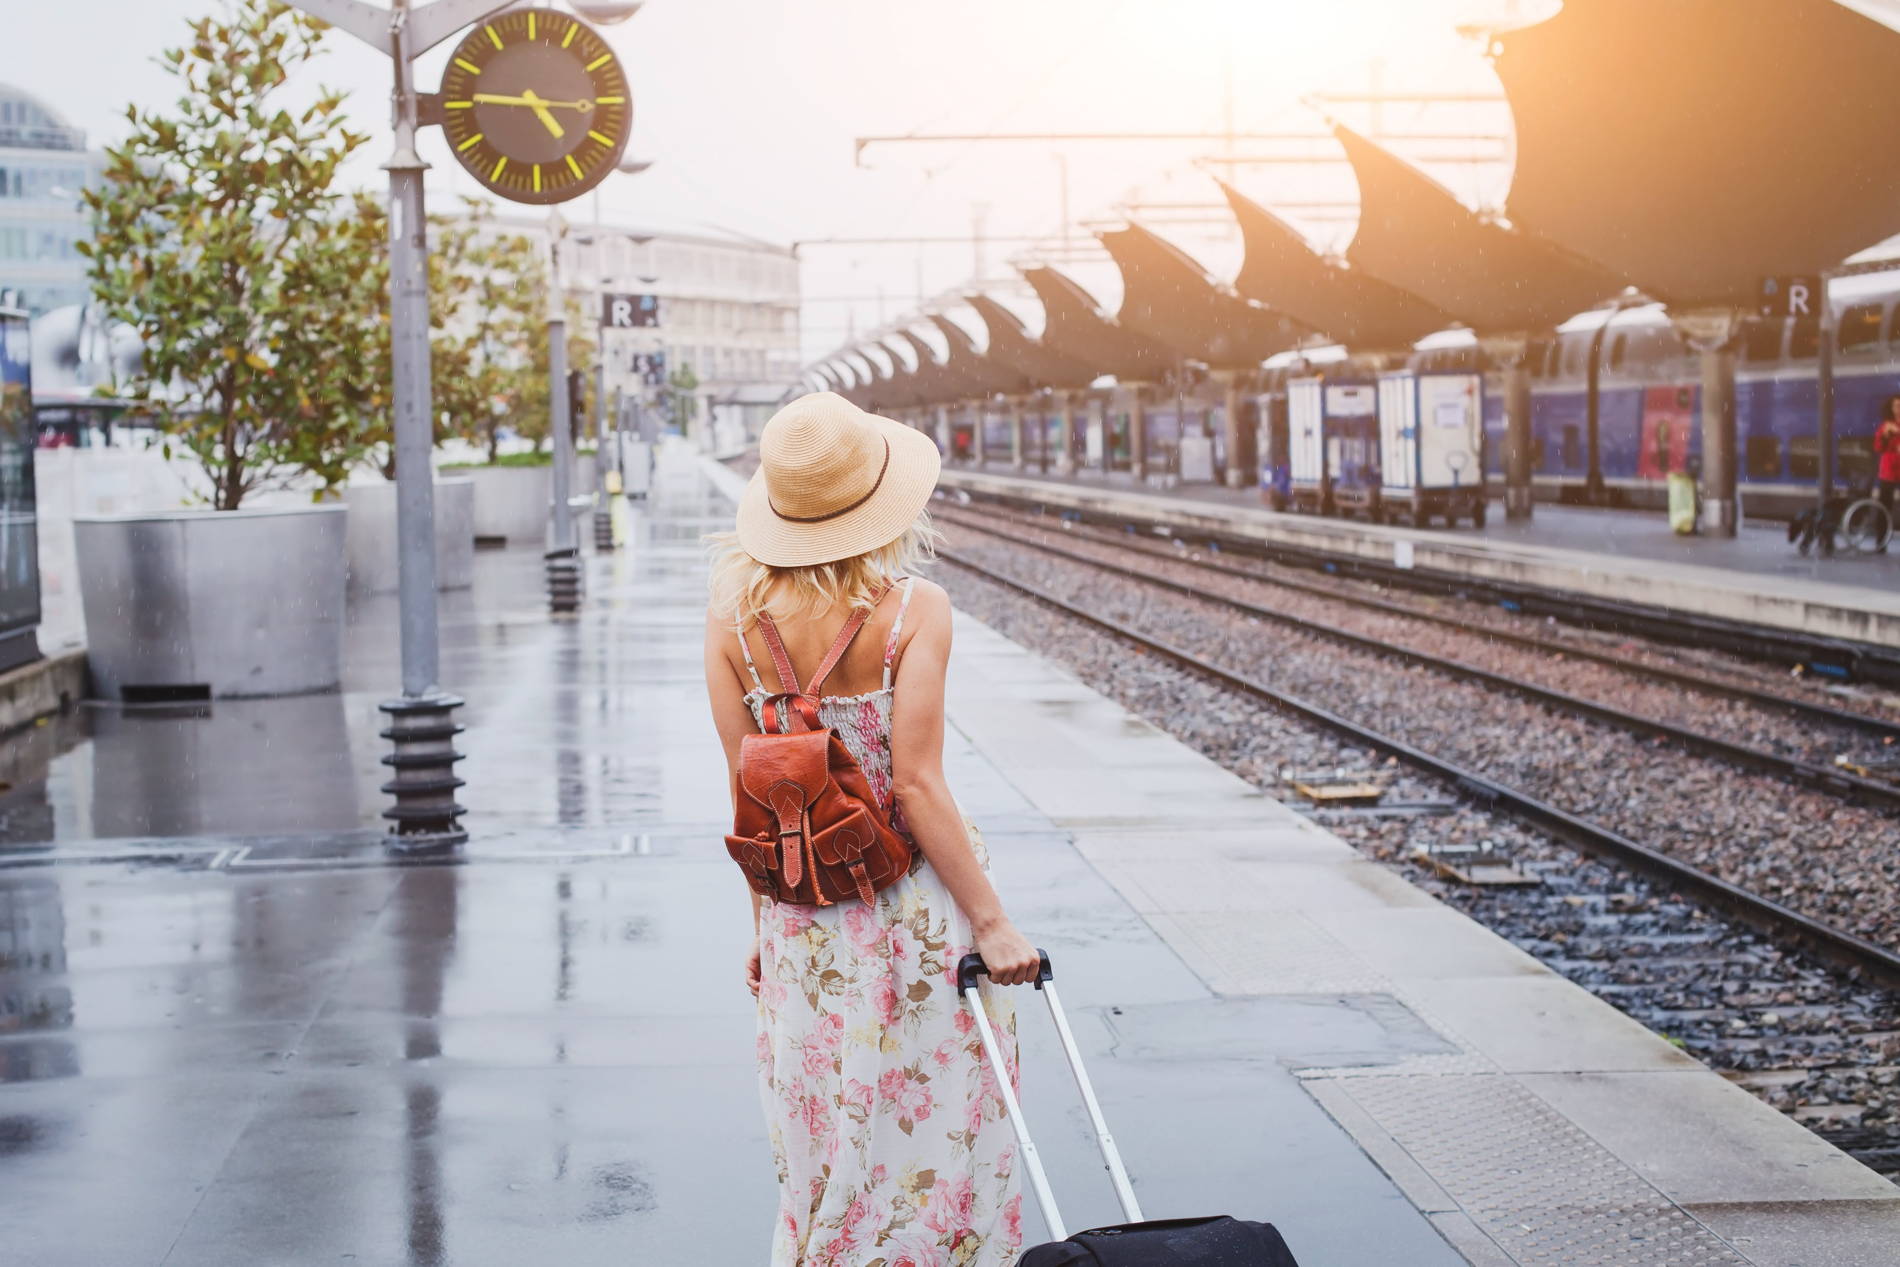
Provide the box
[8,0,1550,363]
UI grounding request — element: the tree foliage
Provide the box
[81,0,384,510]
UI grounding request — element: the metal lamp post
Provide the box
[288,0,522,851]
[545,207,583,614]
[579,157,655,553]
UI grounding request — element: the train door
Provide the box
[1287,378,1328,513]
[1638,386,1693,478]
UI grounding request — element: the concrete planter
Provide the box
[75,505,347,700]
[460,461,596,547]
[344,477,475,594]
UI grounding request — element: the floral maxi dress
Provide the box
[741,579,1024,1267]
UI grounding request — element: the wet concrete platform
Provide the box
[939,461,1900,652]
[1,446,1892,1265]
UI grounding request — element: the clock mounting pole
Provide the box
[284,0,520,853]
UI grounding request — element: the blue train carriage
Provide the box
[1378,369,1487,527]
[0,303,41,671]
[980,402,1013,464]
[1254,372,1292,510]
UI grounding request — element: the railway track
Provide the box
[936,505,1900,802]
[932,542,1900,1182]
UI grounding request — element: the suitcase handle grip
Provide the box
[956,949,1053,992]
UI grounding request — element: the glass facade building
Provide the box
[0,86,104,317]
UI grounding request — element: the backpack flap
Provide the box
[810,805,879,905]
[738,729,831,890]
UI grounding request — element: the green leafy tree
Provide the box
[665,362,700,435]
[80,0,382,509]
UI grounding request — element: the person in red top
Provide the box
[1878,396,1900,517]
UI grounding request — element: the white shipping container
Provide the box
[1289,377,1325,485]
[1380,372,1483,493]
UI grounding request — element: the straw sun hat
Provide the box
[736,392,942,567]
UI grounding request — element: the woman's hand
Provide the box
[744,937,762,997]
[973,919,1041,987]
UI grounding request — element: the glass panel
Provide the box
[1745,434,1781,479]
[1838,304,1884,352]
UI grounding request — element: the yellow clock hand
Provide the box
[520,88,566,139]
[471,92,594,111]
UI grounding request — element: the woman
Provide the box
[704,391,1042,1266]
[1876,396,1900,522]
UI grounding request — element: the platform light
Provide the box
[567,1,645,23]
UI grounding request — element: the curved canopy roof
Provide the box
[1099,223,1302,368]
[928,313,1032,397]
[1338,124,1621,333]
[862,340,922,413]
[1221,181,1449,351]
[966,293,1096,390]
[1496,0,1900,308]
[1020,265,1176,382]
[898,328,986,407]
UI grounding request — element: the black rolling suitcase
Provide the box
[957,952,1302,1266]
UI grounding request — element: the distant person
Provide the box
[704,392,1039,1265]
[1877,395,1900,519]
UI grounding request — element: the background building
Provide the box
[489,213,801,450]
[0,85,104,317]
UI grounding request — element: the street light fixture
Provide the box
[567,1,646,23]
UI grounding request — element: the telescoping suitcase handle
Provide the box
[955,950,1144,1242]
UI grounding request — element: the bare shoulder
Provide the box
[901,576,952,629]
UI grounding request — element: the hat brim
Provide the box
[735,414,942,567]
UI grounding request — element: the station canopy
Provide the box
[869,339,924,412]
[1494,0,1900,308]
[844,343,906,413]
[1020,265,1176,383]
[1221,181,1450,351]
[1338,123,1623,333]
[966,293,1096,390]
[898,328,985,407]
[1098,223,1303,369]
[928,313,1033,397]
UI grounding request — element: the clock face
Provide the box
[439,8,632,206]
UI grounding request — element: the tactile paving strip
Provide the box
[1338,1074,1749,1266]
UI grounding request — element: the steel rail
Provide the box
[940,504,1900,745]
[940,549,1900,988]
[945,482,1900,687]
[944,517,1900,813]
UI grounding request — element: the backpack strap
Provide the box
[803,582,893,696]
[754,613,800,695]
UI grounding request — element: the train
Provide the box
[934,270,1900,525]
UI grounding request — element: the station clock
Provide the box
[438,7,632,206]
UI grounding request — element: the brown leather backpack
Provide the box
[725,586,914,907]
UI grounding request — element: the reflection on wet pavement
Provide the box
[0,461,735,853]
[0,461,777,1265]
[0,455,1468,1265]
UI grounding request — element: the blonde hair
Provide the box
[707,509,941,629]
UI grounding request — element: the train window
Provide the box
[1741,318,1784,363]
[1745,435,1781,480]
[1531,437,1546,467]
[1788,435,1819,480]
[1562,424,1582,469]
[1838,304,1883,353]
[1788,318,1819,360]
[1607,332,1627,372]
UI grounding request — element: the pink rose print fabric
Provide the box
[743,601,1022,1266]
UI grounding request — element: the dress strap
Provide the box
[753,614,800,695]
[882,577,917,691]
[804,581,893,696]
[735,622,766,692]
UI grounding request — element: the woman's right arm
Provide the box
[888,582,1042,987]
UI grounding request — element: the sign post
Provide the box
[285,0,643,848]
